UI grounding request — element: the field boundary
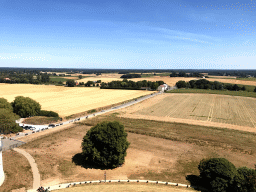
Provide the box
[27,179,192,192]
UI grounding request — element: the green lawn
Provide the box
[166,88,256,98]
[237,77,256,81]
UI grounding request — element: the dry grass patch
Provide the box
[20,114,256,187]
[0,150,33,192]
[207,78,256,86]
[55,183,197,192]
[0,84,150,117]
[22,116,60,125]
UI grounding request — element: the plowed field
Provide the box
[120,93,256,129]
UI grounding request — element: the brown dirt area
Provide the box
[0,150,33,192]
[20,117,256,188]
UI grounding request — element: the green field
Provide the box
[237,77,256,81]
[50,77,70,83]
[167,88,256,98]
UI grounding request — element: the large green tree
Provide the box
[198,158,238,192]
[81,121,130,168]
[0,108,22,134]
[12,96,41,118]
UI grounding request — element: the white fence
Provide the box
[27,179,191,192]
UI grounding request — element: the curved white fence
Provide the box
[27,179,191,192]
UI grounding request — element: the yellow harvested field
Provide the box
[207,78,256,86]
[131,77,198,86]
[120,93,256,129]
[0,84,150,117]
[77,77,121,83]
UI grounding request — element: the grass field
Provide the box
[55,183,197,192]
[22,116,60,125]
[167,88,256,98]
[237,77,256,81]
[0,84,150,117]
[126,93,256,128]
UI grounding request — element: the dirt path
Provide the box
[13,148,40,190]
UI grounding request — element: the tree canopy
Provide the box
[0,108,22,134]
[198,158,238,192]
[12,96,41,118]
[81,121,130,168]
[0,98,13,111]
[66,79,76,87]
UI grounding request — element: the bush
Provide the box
[198,158,237,192]
[39,110,59,117]
[81,121,130,168]
[176,80,187,88]
[66,79,76,87]
[0,108,22,134]
[12,96,41,118]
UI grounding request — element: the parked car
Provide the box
[25,133,28,136]
[60,123,63,125]
[32,131,35,133]
[16,133,20,135]
[48,124,55,127]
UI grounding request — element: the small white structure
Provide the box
[157,85,165,92]
[0,136,5,186]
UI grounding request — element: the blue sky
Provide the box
[0,0,255,69]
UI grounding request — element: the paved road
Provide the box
[1,138,25,151]
[12,91,163,140]
[13,148,40,190]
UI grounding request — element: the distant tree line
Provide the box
[100,79,164,90]
[0,96,59,134]
[120,74,141,78]
[170,71,203,77]
[176,79,247,91]
[0,72,50,84]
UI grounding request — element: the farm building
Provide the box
[157,85,165,92]
[157,84,169,91]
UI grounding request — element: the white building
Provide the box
[157,85,165,92]
[0,137,5,186]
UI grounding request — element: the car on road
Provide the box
[135,99,137,101]
[101,110,105,112]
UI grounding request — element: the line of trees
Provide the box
[120,74,141,78]
[100,79,164,90]
[0,96,59,134]
[170,71,203,77]
[0,73,50,84]
[195,157,256,192]
[176,79,247,91]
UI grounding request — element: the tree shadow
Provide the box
[186,175,208,192]
[72,153,116,170]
